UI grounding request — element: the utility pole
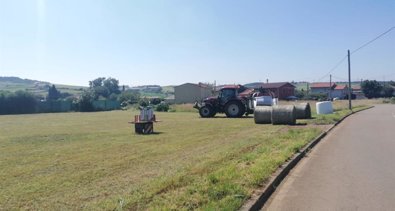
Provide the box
[348,50,352,110]
[306,83,309,95]
[329,74,332,100]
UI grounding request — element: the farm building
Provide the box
[174,83,213,104]
[310,82,337,96]
[351,85,366,99]
[245,82,296,99]
[331,84,348,99]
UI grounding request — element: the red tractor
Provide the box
[194,85,263,118]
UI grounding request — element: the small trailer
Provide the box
[129,106,160,134]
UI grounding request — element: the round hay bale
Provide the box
[294,103,311,119]
[271,105,296,125]
[254,106,272,124]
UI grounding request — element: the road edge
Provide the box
[240,106,374,211]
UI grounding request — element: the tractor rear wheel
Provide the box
[199,105,215,118]
[225,101,245,118]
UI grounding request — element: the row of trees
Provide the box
[0,77,127,114]
[361,80,394,99]
[0,76,169,114]
[0,91,37,114]
[77,77,169,112]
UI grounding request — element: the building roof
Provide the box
[221,85,241,89]
[310,82,337,88]
[245,82,295,89]
[334,84,348,90]
[176,82,211,89]
[352,85,361,91]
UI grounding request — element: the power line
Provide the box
[351,26,395,54]
[315,55,347,82]
[332,75,348,81]
[314,26,395,82]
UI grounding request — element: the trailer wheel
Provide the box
[199,105,215,118]
[225,101,245,118]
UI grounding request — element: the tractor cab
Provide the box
[218,88,236,105]
[217,85,248,104]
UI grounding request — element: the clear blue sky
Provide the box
[1,0,394,86]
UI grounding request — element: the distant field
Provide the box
[0,100,375,210]
[0,81,85,97]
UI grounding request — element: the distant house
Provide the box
[332,84,348,99]
[351,85,365,99]
[174,83,213,104]
[352,85,361,93]
[245,82,296,99]
[310,82,337,98]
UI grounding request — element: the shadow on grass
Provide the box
[293,122,307,126]
[201,116,254,119]
[134,132,165,135]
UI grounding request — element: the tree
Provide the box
[361,80,382,99]
[47,85,61,100]
[150,98,163,105]
[103,78,120,95]
[93,86,110,99]
[88,77,120,99]
[76,90,95,112]
[382,85,394,98]
[89,77,105,88]
[118,91,141,104]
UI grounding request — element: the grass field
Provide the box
[0,100,375,210]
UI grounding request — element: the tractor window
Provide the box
[220,89,236,99]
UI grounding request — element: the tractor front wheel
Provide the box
[225,101,245,118]
[199,105,215,118]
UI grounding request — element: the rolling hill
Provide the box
[0,77,86,97]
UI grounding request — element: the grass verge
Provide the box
[0,100,373,210]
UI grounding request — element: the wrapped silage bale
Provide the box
[254,96,273,107]
[316,101,333,114]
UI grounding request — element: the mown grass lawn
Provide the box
[0,100,373,210]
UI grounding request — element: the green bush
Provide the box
[391,97,395,104]
[155,102,169,112]
[150,98,163,105]
[138,98,149,107]
[118,91,140,104]
[75,90,94,112]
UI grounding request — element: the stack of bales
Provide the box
[254,105,296,125]
[254,102,311,125]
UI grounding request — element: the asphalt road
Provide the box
[263,104,395,211]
